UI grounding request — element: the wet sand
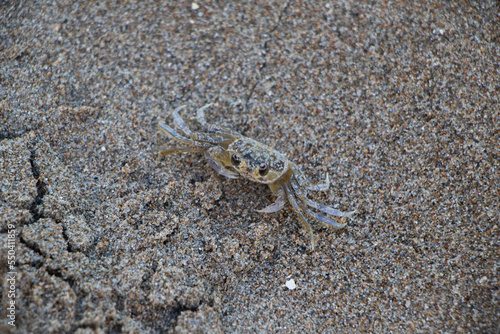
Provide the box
[1,1,498,332]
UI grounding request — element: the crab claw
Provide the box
[256,189,286,213]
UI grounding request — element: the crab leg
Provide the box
[196,104,222,132]
[195,103,213,127]
[290,177,354,230]
[256,188,286,213]
[196,104,240,137]
[172,105,193,136]
[292,163,330,192]
[313,172,330,191]
[291,175,356,218]
[283,183,315,250]
[170,105,236,147]
[158,122,210,147]
[192,133,235,148]
[171,105,235,147]
[297,200,349,229]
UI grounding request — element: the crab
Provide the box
[158,104,356,249]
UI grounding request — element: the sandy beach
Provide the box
[1,1,498,332]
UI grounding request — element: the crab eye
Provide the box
[231,154,241,166]
[258,163,269,176]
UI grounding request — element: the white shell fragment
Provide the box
[285,279,296,290]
